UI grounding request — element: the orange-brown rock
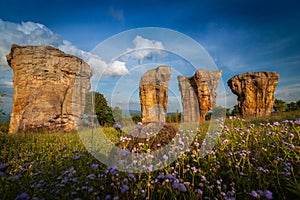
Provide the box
[178,69,222,122]
[139,66,171,123]
[227,71,279,117]
[7,44,92,133]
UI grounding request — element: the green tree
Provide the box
[0,91,6,117]
[231,105,240,116]
[273,98,288,112]
[211,106,230,118]
[131,114,142,123]
[287,101,299,111]
[85,92,115,126]
[297,100,300,110]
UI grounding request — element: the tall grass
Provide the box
[0,112,299,199]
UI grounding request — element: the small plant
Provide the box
[0,111,299,199]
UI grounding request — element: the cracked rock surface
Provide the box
[7,44,92,133]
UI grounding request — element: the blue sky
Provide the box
[0,0,300,114]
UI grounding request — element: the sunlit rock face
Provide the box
[139,66,171,123]
[7,44,92,133]
[227,71,279,117]
[178,69,222,122]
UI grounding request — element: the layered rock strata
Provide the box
[178,69,222,122]
[227,71,279,117]
[139,66,171,123]
[7,44,91,133]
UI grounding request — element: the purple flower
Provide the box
[163,154,168,160]
[81,185,88,190]
[179,183,187,192]
[250,191,258,197]
[195,189,203,195]
[172,182,179,189]
[273,121,280,126]
[73,150,79,153]
[72,178,78,183]
[165,174,175,180]
[0,163,7,170]
[91,164,99,169]
[157,174,164,179]
[264,190,273,199]
[74,155,81,160]
[0,172,4,178]
[71,191,77,195]
[15,192,30,200]
[121,184,129,193]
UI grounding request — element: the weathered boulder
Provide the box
[139,66,171,123]
[178,69,222,122]
[227,71,279,117]
[7,44,92,133]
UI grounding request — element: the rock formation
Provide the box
[139,66,171,123]
[178,69,222,122]
[227,71,279,117]
[7,44,92,133]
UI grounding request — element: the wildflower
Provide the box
[74,155,81,160]
[157,174,164,179]
[273,121,280,126]
[105,195,111,200]
[163,154,168,160]
[91,163,99,169]
[72,178,78,183]
[264,190,273,199]
[165,174,175,180]
[120,184,129,193]
[87,173,96,180]
[0,163,7,170]
[81,186,88,190]
[0,172,4,178]
[179,183,187,192]
[73,150,79,153]
[195,189,203,195]
[15,192,30,200]
[250,191,258,197]
[71,191,77,195]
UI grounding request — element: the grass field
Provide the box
[0,112,300,199]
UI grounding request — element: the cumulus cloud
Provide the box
[0,19,128,77]
[126,35,165,63]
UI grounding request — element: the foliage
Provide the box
[85,92,115,126]
[231,104,240,116]
[273,98,288,112]
[166,110,181,123]
[131,114,142,123]
[0,91,6,118]
[0,112,299,199]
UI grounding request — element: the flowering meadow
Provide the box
[0,112,300,200]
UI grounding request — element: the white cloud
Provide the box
[108,6,124,22]
[0,19,128,77]
[109,61,129,76]
[126,35,165,63]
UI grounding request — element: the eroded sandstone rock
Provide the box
[227,71,279,117]
[178,69,222,122]
[139,66,171,123]
[7,44,92,133]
